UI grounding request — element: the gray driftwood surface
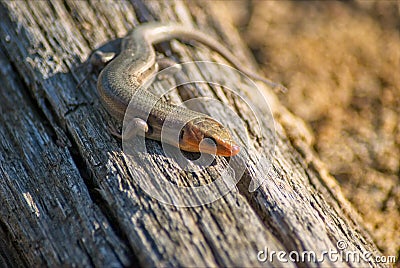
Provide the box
[0,1,387,267]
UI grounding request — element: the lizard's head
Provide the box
[178,117,240,157]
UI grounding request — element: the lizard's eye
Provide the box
[179,129,185,141]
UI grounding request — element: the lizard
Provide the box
[93,22,284,157]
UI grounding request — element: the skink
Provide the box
[97,22,280,157]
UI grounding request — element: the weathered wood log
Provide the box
[0,1,387,267]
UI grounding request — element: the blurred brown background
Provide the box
[214,0,399,258]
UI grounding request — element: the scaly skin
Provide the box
[97,22,278,156]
